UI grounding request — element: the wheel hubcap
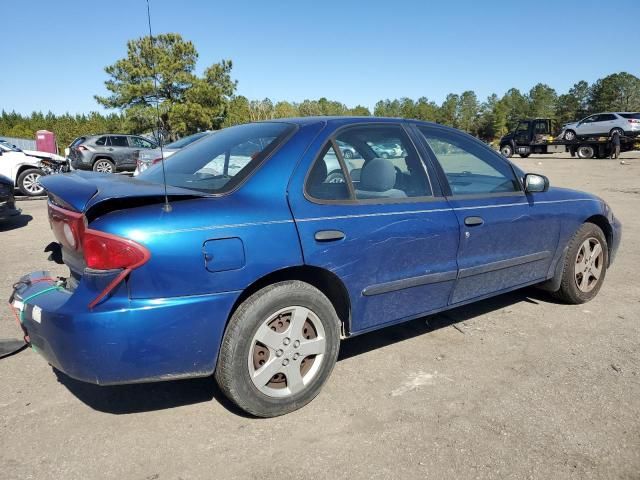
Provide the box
[575,237,603,293]
[248,306,326,398]
[23,173,43,194]
[96,161,112,173]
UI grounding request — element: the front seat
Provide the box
[355,158,407,199]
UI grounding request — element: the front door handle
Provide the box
[314,230,345,242]
[464,216,484,227]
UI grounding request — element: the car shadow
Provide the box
[0,214,33,232]
[54,287,559,416]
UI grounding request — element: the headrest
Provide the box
[359,158,396,192]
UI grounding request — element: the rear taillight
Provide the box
[49,203,86,250]
[48,202,150,308]
[83,230,150,270]
[628,119,640,124]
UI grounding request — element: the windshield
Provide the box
[138,122,294,194]
[165,131,211,149]
[0,140,21,152]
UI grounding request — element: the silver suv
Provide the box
[562,112,640,140]
[69,134,157,173]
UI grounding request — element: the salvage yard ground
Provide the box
[1,152,639,480]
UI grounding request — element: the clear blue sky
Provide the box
[2,0,638,115]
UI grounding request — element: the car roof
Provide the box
[264,116,442,128]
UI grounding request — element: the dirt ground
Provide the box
[1,152,639,480]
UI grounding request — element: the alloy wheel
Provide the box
[95,161,113,173]
[248,306,326,398]
[22,172,43,194]
[574,237,603,293]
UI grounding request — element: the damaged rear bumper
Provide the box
[11,271,240,385]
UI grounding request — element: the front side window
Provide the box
[139,122,294,194]
[516,121,530,132]
[599,114,616,121]
[95,136,107,146]
[418,127,520,196]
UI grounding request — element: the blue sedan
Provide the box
[11,117,621,417]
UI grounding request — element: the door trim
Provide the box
[458,250,552,279]
[362,270,458,296]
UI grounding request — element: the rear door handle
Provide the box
[464,216,484,227]
[314,230,345,242]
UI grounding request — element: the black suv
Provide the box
[69,134,157,173]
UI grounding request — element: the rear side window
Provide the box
[95,136,107,146]
[306,124,432,202]
[139,122,294,194]
[419,127,520,196]
[109,136,129,147]
[619,113,640,119]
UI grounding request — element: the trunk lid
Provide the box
[40,170,204,214]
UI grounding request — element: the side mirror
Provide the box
[524,173,549,193]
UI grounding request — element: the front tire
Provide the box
[215,280,341,417]
[17,168,45,196]
[553,223,608,304]
[564,129,577,141]
[500,144,513,158]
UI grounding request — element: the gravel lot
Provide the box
[1,152,639,480]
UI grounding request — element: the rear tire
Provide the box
[93,158,115,173]
[17,168,45,196]
[610,127,624,138]
[215,280,341,417]
[577,145,595,159]
[552,223,608,304]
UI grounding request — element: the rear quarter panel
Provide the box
[87,121,324,299]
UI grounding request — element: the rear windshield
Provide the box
[619,113,640,119]
[138,122,294,194]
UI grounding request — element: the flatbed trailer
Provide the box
[499,118,640,159]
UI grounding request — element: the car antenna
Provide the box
[146,0,171,212]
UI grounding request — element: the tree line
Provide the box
[1,33,639,149]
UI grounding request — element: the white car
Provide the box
[0,142,47,196]
[562,112,640,140]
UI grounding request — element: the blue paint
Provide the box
[19,117,621,385]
